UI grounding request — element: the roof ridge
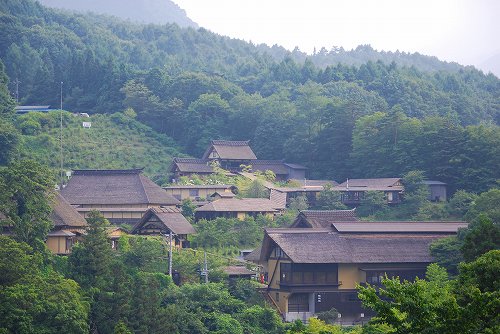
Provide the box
[138,174,151,203]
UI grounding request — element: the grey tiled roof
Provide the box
[61,169,179,206]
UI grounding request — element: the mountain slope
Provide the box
[37,0,198,28]
[16,111,185,183]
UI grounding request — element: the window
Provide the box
[189,189,199,197]
[275,292,280,302]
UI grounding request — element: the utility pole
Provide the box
[168,230,173,276]
[202,251,208,283]
[14,78,20,103]
[60,81,64,188]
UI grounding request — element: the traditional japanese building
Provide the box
[259,220,467,324]
[61,169,179,225]
[334,178,404,205]
[169,140,307,182]
[46,193,88,255]
[131,207,196,248]
[163,184,237,202]
[195,198,279,221]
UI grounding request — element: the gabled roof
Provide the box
[202,140,257,160]
[283,163,308,170]
[51,192,88,228]
[335,178,403,191]
[195,198,278,212]
[209,191,237,199]
[132,207,196,235]
[291,179,338,187]
[170,158,214,173]
[61,169,179,206]
[291,209,359,228]
[261,221,466,264]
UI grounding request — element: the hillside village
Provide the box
[0,1,499,333]
[1,138,474,325]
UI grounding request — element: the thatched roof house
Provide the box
[290,209,359,228]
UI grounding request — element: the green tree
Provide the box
[357,191,388,217]
[447,190,478,218]
[358,264,463,334]
[68,210,113,289]
[465,189,500,224]
[0,160,54,251]
[288,194,309,211]
[461,215,500,262]
[315,184,347,210]
[430,236,464,276]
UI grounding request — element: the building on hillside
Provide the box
[61,169,179,225]
[131,207,196,248]
[169,158,215,181]
[259,221,467,324]
[14,105,52,114]
[163,184,237,202]
[195,198,279,221]
[334,178,404,205]
[209,191,237,200]
[223,265,257,281]
[46,193,88,255]
[169,140,307,182]
[422,180,447,202]
[290,209,359,228]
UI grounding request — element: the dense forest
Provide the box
[1,0,499,196]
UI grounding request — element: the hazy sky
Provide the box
[175,0,499,73]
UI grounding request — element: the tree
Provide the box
[68,210,113,289]
[398,170,430,218]
[447,190,478,218]
[0,59,15,117]
[461,215,500,262]
[315,184,347,210]
[357,191,388,217]
[0,160,54,251]
[244,179,269,198]
[465,189,500,224]
[289,194,309,211]
[358,264,463,334]
[0,119,19,165]
[430,236,464,276]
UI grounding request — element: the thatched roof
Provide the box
[291,209,359,228]
[202,140,257,160]
[51,192,88,228]
[170,158,214,173]
[61,169,179,206]
[132,207,196,235]
[195,198,278,213]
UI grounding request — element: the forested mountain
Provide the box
[1,0,499,194]
[37,0,198,28]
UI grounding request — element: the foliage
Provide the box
[316,184,348,210]
[461,215,500,262]
[0,159,54,251]
[429,236,463,276]
[244,179,270,198]
[0,237,89,334]
[447,190,478,218]
[68,210,113,289]
[465,188,500,223]
[357,191,388,217]
[289,194,309,211]
[315,307,339,324]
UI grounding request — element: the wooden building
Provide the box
[422,180,447,201]
[334,178,404,205]
[269,182,337,209]
[46,193,88,254]
[61,169,179,225]
[163,184,237,202]
[259,221,467,324]
[195,198,279,221]
[169,140,307,182]
[131,207,196,248]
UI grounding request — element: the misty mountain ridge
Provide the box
[37,0,198,28]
